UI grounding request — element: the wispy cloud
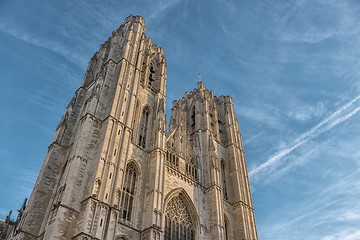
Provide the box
[236,104,281,128]
[322,230,360,240]
[0,163,39,220]
[0,22,86,66]
[266,0,360,44]
[288,102,327,122]
[148,0,185,21]
[249,94,360,179]
[258,164,360,240]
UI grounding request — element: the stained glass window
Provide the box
[164,195,195,240]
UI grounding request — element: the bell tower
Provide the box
[8,15,167,240]
[6,15,257,240]
[166,81,257,239]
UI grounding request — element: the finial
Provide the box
[197,73,205,89]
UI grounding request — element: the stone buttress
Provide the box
[166,81,257,239]
[7,15,167,240]
[7,15,257,240]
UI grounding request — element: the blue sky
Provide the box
[1,0,360,239]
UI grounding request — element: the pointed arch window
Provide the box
[138,106,150,148]
[191,106,195,129]
[164,195,195,240]
[120,163,137,221]
[221,160,228,200]
[148,63,155,88]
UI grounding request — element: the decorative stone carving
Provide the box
[7,15,257,240]
[92,179,101,198]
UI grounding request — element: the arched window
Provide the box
[164,194,195,240]
[138,106,150,148]
[120,163,137,221]
[221,160,228,200]
[148,63,155,89]
[191,106,195,129]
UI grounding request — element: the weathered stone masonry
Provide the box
[6,15,258,240]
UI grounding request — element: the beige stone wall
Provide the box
[7,15,257,240]
[165,81,257,240]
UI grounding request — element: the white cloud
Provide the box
[249,94,360,179]
[236,103,284,130]
[148,0,186,21]
[257,164,360,239]
[288,102,327,122]
[322,230,360,240]
[336,211,360,222]
[270,0,360,44]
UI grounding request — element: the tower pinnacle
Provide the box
[5,15,257,240]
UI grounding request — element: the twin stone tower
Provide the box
[7,16,257,240]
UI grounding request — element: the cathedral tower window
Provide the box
[164,194,195,240]
[120,163,137,221]
[148,63,155,89]
[221,160,228,200]
[138,106,150,148]
[191,107,195,129]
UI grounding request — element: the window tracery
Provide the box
[119,163,137,221]
[164,195,195,240]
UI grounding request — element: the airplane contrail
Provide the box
[249,94,360,178]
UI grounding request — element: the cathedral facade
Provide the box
[6,15,257,240]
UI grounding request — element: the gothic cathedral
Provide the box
[6,16,257,240]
